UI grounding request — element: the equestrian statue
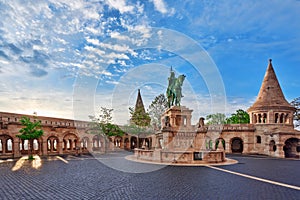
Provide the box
[166,67,186,107]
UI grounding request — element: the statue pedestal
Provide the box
[161,106,193,130]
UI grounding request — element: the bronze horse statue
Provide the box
[167,72,185,107]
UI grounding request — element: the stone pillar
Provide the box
[187,115,192,128]
[277,143,285,158]
[13,140,21,158]
[87,140,93,153]
[58,141,63,155]
[170,115,176,127]
[155,137,161,149]
[42,141,48,156]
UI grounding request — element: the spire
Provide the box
[248,59,294,111]
[135,89,146,113]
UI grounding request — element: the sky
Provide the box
[0,0,299,125]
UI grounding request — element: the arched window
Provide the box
[24,140,28,150]
[270,140,276,152]
[263,113,267,123]
[73,139,77,150]
[209,140,213,150]
[256,136,261,144]
[53,140,57,151]
[0,139,2,152]
[7,139,12,151]
[258,114,262,123]
[19,141,23,151]
[47,139,51,151]
[67,139,71,150]
[280,113,284,123]
[93,139,97,148]
[275,113,279,123]
[253,114,257,123]
[33,139,38,150]
[285,114,289,124]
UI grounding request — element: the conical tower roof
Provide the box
[135,89,146,113]
[248,59,294,111]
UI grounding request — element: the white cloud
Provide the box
[106,0,134,14]
[150,0,168,14]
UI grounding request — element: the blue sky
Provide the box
[0,0,299,124]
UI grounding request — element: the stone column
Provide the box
[170,115,176,127]
[42,141,48,156]
[276,143,285,158]
[187,115,192,128]
[87,140,93,153]
[58,141,63,155]
[13,140,21,158]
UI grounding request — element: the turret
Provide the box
[247,59,295,125]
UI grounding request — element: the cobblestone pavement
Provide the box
[0,152,299,200]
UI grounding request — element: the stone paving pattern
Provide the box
[0,153,299,200]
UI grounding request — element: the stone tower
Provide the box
[247,59,295,125]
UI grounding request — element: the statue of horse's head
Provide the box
[178,74,186,83]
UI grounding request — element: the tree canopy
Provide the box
[148,93,168,129]
[206,109,250,125]
[206,113,226,125]
[226,109,250,124]
[17,116,43,140]
[17,116,44,159]
[129,106,151,127]
[89,107,124,137]
[290,97,300,127]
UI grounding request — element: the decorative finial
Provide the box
[170,66,173,72]
[269,59,272,63]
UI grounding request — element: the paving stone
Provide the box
[0,153,299,200]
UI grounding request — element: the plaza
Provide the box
[0,152,299,199]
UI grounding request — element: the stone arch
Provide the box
[258,114,262,123]
[231,137,243,153]
[275,113,279,123]
[263,113,267,123]
[0,135,13,156]
[92,135,105,151]
[124,138,130,150]
[285,114,290,124]
[130,136,137,149]
[62,133,79,153]
[269,140,276,152]
[32,138,41,154]
[146,137,152,149]
[279,113,284,123]
[205,137,213,150]
[283,138,300,158]
[215,138,225,150]
[256,135,262,143]
[81,137,89,152]
[47,136,59,153]
[114,136,122,148]
[253,114,257,123]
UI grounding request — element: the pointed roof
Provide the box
[135,89,146,113]
[248,59,294,111]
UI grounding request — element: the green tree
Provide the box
[17,116,44,159]
[89,107,124,137]
[226,109,250,124]
[290,97,300,127]
[148,94,168,129]
[129,107,151,127]
[206,113,226,125]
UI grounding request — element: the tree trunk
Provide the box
[28,139,33,159]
